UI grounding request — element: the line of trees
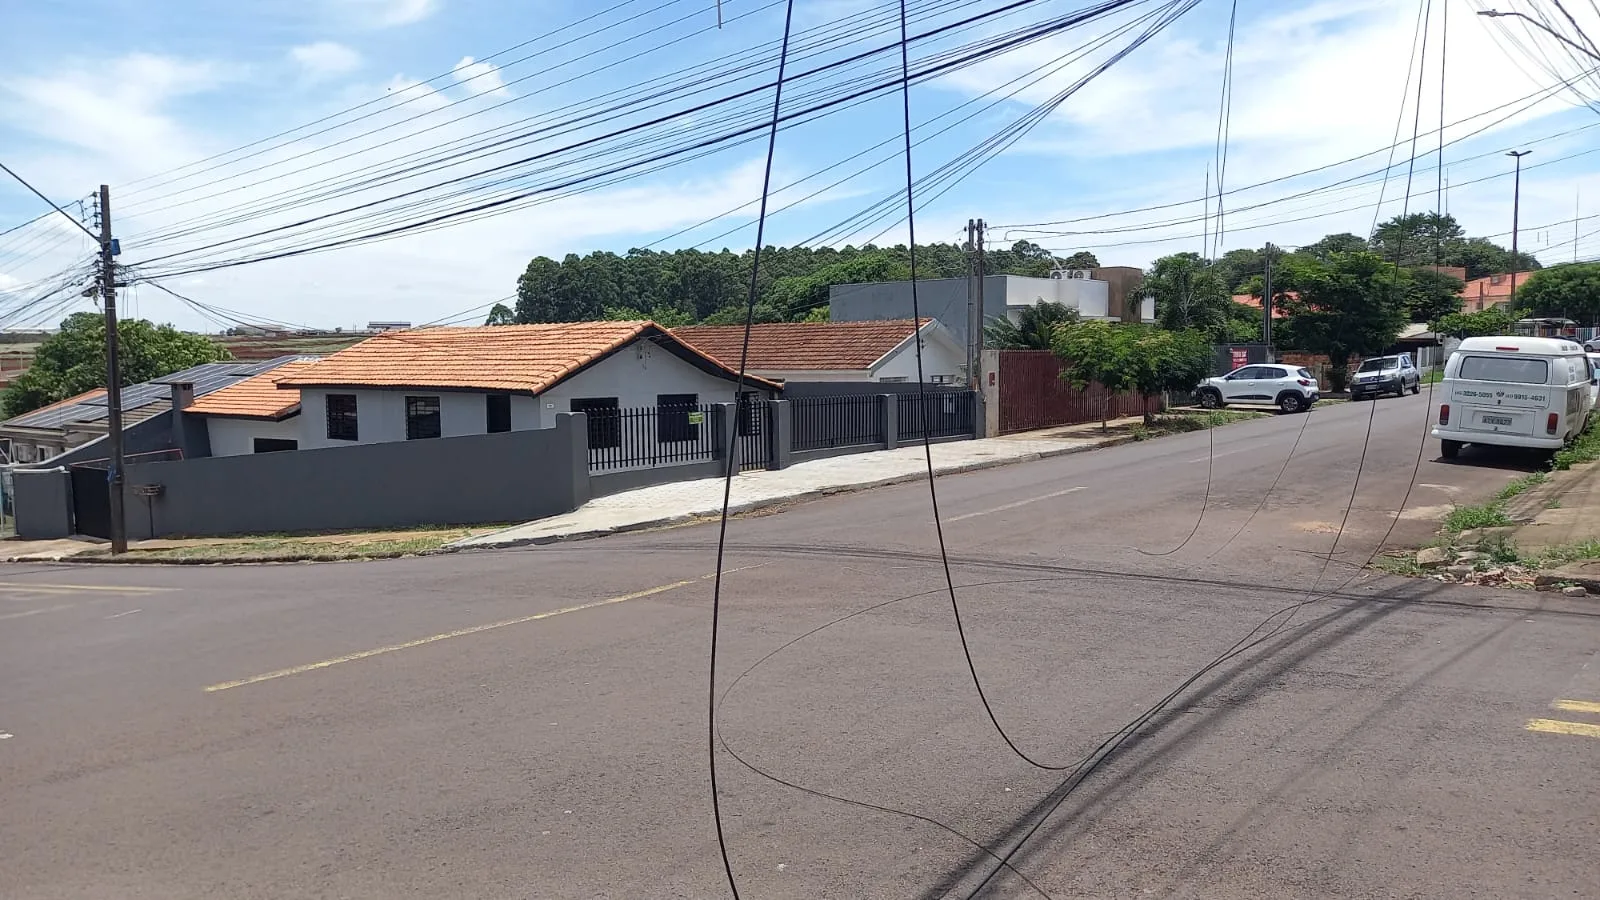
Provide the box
[506,241,1099,326]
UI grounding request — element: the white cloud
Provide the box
[451,57,511,98]
[290,42,363,81]
[330,0,439,28]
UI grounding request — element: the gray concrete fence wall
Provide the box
[119,413,590,539]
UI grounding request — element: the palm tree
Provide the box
[983,301,1079,350]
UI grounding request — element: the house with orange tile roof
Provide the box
[1460,271,1538,312]
[670,319,964,384]
[187,321,778,455]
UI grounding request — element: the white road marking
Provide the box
[0,604,75,621]
[948,486,1086,522]
[0,733,12,740]
[105,609,142,619]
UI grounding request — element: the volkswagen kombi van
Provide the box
[1432,336,1595,459]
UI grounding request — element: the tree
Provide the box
[1510,262,1600,322]
[1402,267,1465,323]
[1051,321,1136,432]
[1432,307,1516,338]
[484,303,515,326]
[1146,252,1233,338]
[1370,212,1465,266]
[2,312,231,418]
[1060,251,1100,269]
[1446,237,1540,280]
[1123,326,1213,425]
[1215,247,1268,292]
[1300,232,1368,261]
[984,301,1079,350]
[1274,250,1409,392]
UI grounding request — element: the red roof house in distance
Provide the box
[1460,271,1538,312]
[671,319,966,384]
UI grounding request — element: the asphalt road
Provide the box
[4,391,1598,899]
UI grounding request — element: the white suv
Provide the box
[1196,364,1320,413]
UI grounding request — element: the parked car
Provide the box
[1431,336,1595,460]
[1196,364,1320,413]
[1350,354,1422,400]
[1589,353,1600,405]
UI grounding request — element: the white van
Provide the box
[1432,336,1595,459]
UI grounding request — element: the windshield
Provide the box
[1358,357,1397,372]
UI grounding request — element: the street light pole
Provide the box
[1477,9,1600,62]
[1508,150,1531,308]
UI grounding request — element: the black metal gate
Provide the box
[725,399,772,472]
[69,463,112,539]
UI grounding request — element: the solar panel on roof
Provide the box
[5,356,315,430]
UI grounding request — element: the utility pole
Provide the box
[965,218,986,388]
[97,185,127,554]
[1262,243,1274,361]
[1507,150,1530,309]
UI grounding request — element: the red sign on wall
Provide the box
[1231,348,1249,370]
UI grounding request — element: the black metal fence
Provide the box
[587,403,719,472]
[898,391,977,441]
[792,394,885,452]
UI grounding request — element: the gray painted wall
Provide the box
[121,413,590,539]
[829,276,1010,351]
[778,380,971,397]
[12,468,73,539]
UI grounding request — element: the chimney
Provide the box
[170,382,195,410]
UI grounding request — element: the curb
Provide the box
[1503,461,1591,523]
[12,433,1146,566]
[449,437,1131,552]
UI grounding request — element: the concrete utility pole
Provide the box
[97,185,127,554]
[1262,243,1275,361]
[1507,150,1531,309]
[965,218,986,388]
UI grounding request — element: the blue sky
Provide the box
[2,0,1599,330]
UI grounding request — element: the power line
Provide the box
[0,162,99,242]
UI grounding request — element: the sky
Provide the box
[1,0,1599,332]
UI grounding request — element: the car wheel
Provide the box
[1198,389,1223,409]
[1441,439,1462,460]
[1278,393,1304,414]
[1410,381,1421,394]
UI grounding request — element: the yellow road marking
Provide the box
[1526,718,1600,738]
[204,569,760,693]
[1553,699,1600,715]
[0,583,174,594]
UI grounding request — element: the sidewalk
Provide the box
[454,420,1144,549]
[1504,462,1600,553]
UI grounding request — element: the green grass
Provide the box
[1422,369,1445,384]
[1441,502,1513,533]
[1495,471,1548,502]
[1553,416,1600,469]
[1128,410,1262,441]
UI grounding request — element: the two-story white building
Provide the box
[182,321,779,457]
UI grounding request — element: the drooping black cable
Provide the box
[705,2,795,897]
[1209,0,1238,257]
[128,0,1124,272]
[1137,0,1238,559]
[895,0,1065,773]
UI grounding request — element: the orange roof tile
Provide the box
[275,321,778,393]
[184,360,320,419]
[670,320,930,371]
[1230,293,1291,318]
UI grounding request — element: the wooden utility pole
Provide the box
[965,218,986,388]
[1262,243,1275,360]
[97,185,127,554]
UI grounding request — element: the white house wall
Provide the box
[206,416,303,457]
[538,343,765,424]
[872,335,964,382]
[292,341,763,448]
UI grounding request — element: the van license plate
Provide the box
[1483,415,1514,426]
